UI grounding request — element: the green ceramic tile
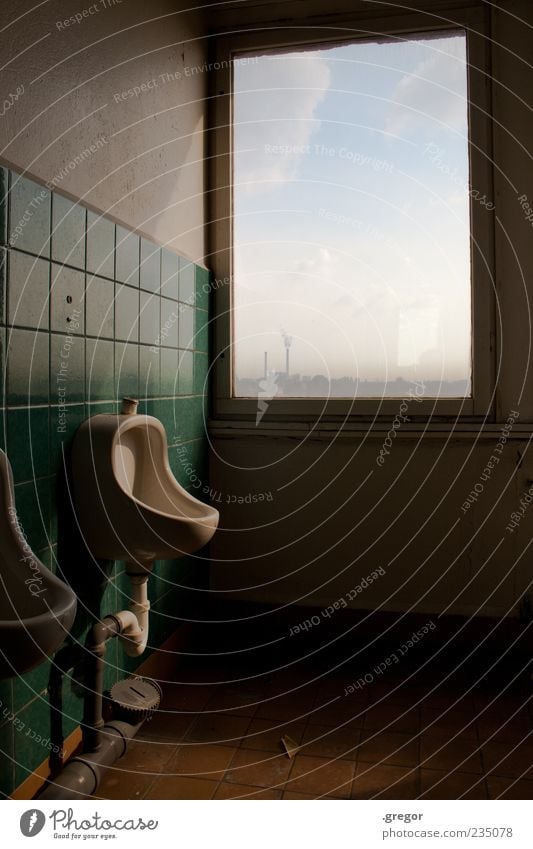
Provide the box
[86,337,114,401]
[179,257,195,304]
[195,265,210,311]
[161,248,179,300]
[139,345,160,398]
[7,407,50,482]
[51,334,85,404]
[50,405,85,474]
[160,297,179,347]
[115,225,139,285]
[13,694,54,787]
[7,250,50,329]
[139,290,160,346]
[0,167,7,246]
[115,283,139,342]
[0,720,15,798]
[169,438,207,488]
[50,264,85,335]
[173,396,206,442]
[51,193,86,269]
[146,398,178,440]
[178,349,193,395]
[0,247,5,324]
[8,174,51,257]
[86,210,114,279]
[115,342,139,399]
[13,477,51,554]
[0,328,4,410]
[160,347,178,396]
[195,310,209,353]
[193,351,209,396]
[0,679,12,715]
[6,328,49,406]
[140,238,161,293]
[37,543,57,572]
[178,303,195,349]
[86,401,116,418]
[86,274,113,338]
[12,657,51,714]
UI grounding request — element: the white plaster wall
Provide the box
[0,0,208,262]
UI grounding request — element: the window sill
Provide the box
[208,419,530,441]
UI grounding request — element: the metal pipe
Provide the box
[82,615,121,753]
[38,719,143,800]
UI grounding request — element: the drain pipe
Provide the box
[38,572,156,800]
[38,718,145,800]
[116,573,150,657]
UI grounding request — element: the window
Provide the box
[209,9,494,420]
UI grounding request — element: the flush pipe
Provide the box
[115,572,150,657]
[38,571,153,800]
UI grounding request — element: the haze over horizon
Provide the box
[232,31,472,397]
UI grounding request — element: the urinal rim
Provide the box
[0,450,78,629]
[109,414,219,526]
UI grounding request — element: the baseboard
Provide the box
[10,624,193,800]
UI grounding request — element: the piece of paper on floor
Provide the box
[280,735,299,758]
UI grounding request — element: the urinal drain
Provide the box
[109,677,162,722]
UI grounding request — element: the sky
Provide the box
[232,31,472,397]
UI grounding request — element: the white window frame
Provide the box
[208,4,495,424]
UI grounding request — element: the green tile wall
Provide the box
[0,167,212,797]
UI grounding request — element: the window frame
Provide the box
[207,4,495,424]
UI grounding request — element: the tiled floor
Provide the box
[91,658,533,800]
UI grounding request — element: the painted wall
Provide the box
[209,1,533,617]
[0,167,211,798]
[0,0,207,263]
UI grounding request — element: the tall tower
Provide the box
[281,329,292,376]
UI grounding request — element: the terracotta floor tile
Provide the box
[420,733,483,774]
[240,718,307,752]
[139,711,195,743]
[476,712,532,744]
[214,782,282,799]
[420,712,478,739]
[96,768,156,800]
[287,755,354,798]
[113,740,177,772]
[352,763,419,800]
[255,690,318,723]
[184,713,252,746]
[420,769,487,799]
[310,698,366,728]
[166,744,237,780]
[482,740,533,779]
[145,775,218,799]
[159,683,214,711]
[205,687,260,717]
[282,790,319,799]
[225,748,293,788]
[300,724,360,760]
[363,705,419,734]
[487,776,533,799]
[358,731,419,767]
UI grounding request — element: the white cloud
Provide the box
[386,38,468,137]
[234,52,331,190]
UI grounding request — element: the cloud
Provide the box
[386,37,468,137]
[234,52,331,190]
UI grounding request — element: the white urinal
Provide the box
[0,450,77,679]
[71,399,219,571]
